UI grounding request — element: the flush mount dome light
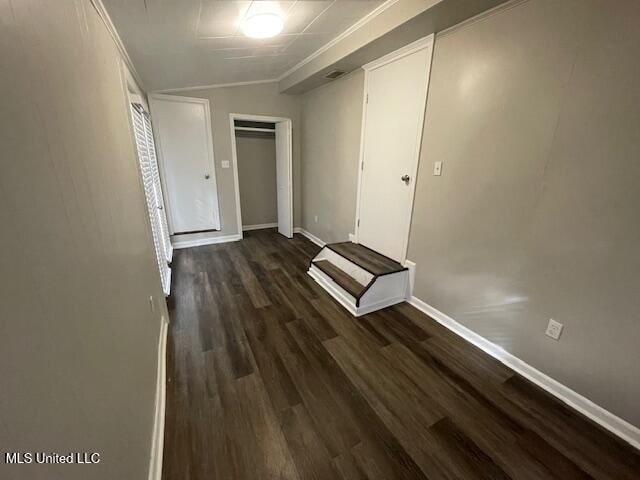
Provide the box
[242,12,283,39]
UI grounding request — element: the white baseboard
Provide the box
[148,318,168,480]
[242,222,277,231]
[171,233,242,249]
[294,228,326,247]
[408,296,640,450]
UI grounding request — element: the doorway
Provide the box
[229,114,293,239]
[355,35,435,262]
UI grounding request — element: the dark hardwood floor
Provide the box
[163,229,640,480]
[326,241,407,275]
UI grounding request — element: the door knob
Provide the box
[204,174,210,179]
[401,174,410,184]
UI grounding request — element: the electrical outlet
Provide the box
[433,161,443,176]
[545,319,563,340]
[221,160,230,168]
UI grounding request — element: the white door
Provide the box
[275,121,293,238]
[149,95,220,235]
[357,36,434,262]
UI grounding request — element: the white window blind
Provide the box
[130,103,172,296]
[143,112,173,263]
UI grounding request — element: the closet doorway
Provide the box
[229,114,293,239]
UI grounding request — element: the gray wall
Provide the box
[165,82,301,243]
[299,0,640,428]
[300,70,365,243]
[408,0,640,426]
[236,135,277,227]
[0,0,166,479]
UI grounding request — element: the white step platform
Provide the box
[307,241,409,316]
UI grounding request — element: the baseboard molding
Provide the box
[171,233,241,249]
[148,319,168,480]
[242,222,278,231]
[408,296,640,450]
[294,228,326,247]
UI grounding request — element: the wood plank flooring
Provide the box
[163,228,640,480]
[313,259,368,297]
[326,242,407,275]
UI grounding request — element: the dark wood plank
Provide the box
[312,259,368,298]
[326,241,407,275]
[163,229,640,480]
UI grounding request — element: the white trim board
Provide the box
[242,223,278,231]
[153,79,278,94]
[172,233,241,250]
[408,296,640,451]
[294,228,326,247]
[148,318,168,480]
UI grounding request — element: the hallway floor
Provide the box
[162,229,639,480]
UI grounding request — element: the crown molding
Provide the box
[153,78,279,94]
[276,0,401,82]
[89,0,145,92]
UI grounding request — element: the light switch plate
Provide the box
[433,161,442,176]
[221,160,230,168]
[545,319,563,340]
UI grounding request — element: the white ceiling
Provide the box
[103,0,386,91]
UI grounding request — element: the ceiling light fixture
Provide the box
[242,12,283,39]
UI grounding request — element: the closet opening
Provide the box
[229,114,293,239]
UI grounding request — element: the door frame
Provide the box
[229,113,293,240]
[353,34,435,263]
[148,93,220,234]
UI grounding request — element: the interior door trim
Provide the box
[353,34,435,263]
[228,113,294,240]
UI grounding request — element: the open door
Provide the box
[275,120,293,238]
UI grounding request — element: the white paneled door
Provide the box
[275,121,293,238]
[356,36,434,262]
[149,94,220,235]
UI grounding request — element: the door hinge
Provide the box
[360,161,364,171]
[366,93,369,104]
[357,219,360,227]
